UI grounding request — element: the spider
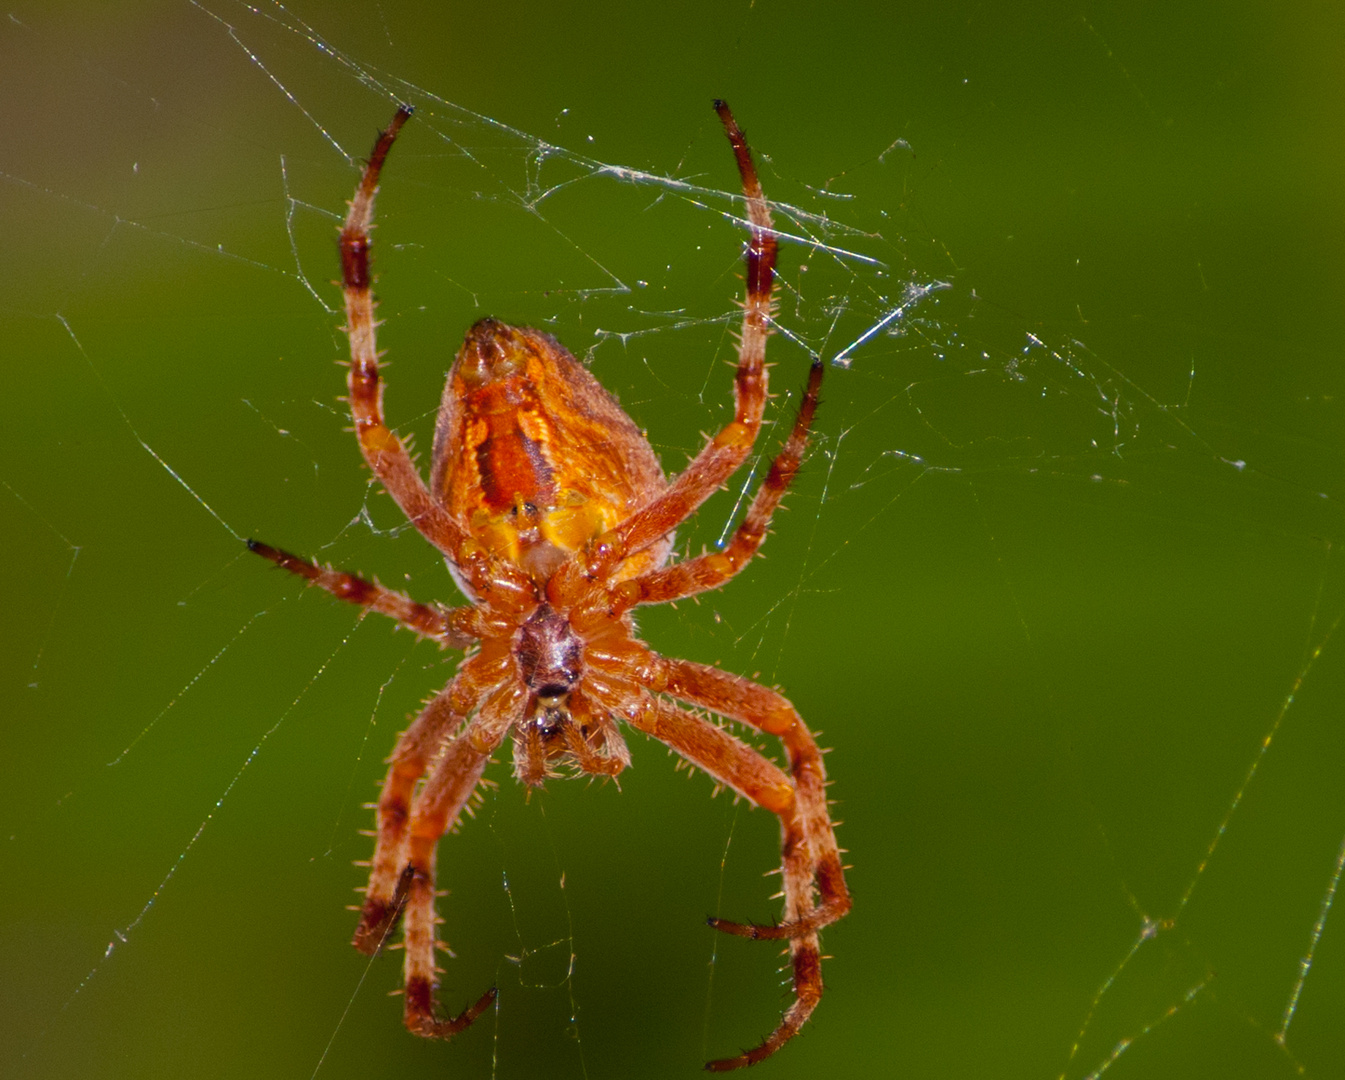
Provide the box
[249,102,850,1070]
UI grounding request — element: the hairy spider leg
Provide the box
[246,540,479,648]
[616,357,823,608]
[660,659,851,936]
[586,101,777,578]
[352,650,508,953]
[400,678,527,1036]
[613,693,824,1070]
[656,661,848,1071]
[339,106,531,603]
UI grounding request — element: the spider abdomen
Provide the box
[430,318,673,582]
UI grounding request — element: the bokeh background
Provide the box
[3,2,1343,1078]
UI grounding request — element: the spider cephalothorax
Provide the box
[250,102,850,1070]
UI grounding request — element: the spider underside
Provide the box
[250,102,851,1071]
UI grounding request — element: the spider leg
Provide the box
[586,101,778,579]
[400,678,527,1038]
[341,108,493,580]
[659,657,851,941]
[622,694,824,1071]
[616,358,823,608]
[247,539,478,648]
[354,650,510,953]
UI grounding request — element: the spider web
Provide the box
[2,2,1343,1078]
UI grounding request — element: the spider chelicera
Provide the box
[249,102,850,1070]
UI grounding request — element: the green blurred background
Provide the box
[3,2,1343,1078]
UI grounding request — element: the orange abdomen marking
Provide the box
[465,380,558,512]
[430,319,673,581]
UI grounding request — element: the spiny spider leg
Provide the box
[621,694,828,1072]
[339,107,531,604]
[247,539,478,647]
[587,101,777,578]
[616,357,824,608]
[353,650,512,954]
[399,679,526,1037]
[658,658,851,941]
[340,108,461,555]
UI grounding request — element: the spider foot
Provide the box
[404,979,498,1039]
[703,1015,805,1072]
[353,866,415,955]
[705,1043,778,1072]
[707,914,813,942]
[705,952,821,1071]
[353,897,403,955]
[708,897,849,941]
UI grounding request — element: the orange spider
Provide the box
[249,102,850,1070]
